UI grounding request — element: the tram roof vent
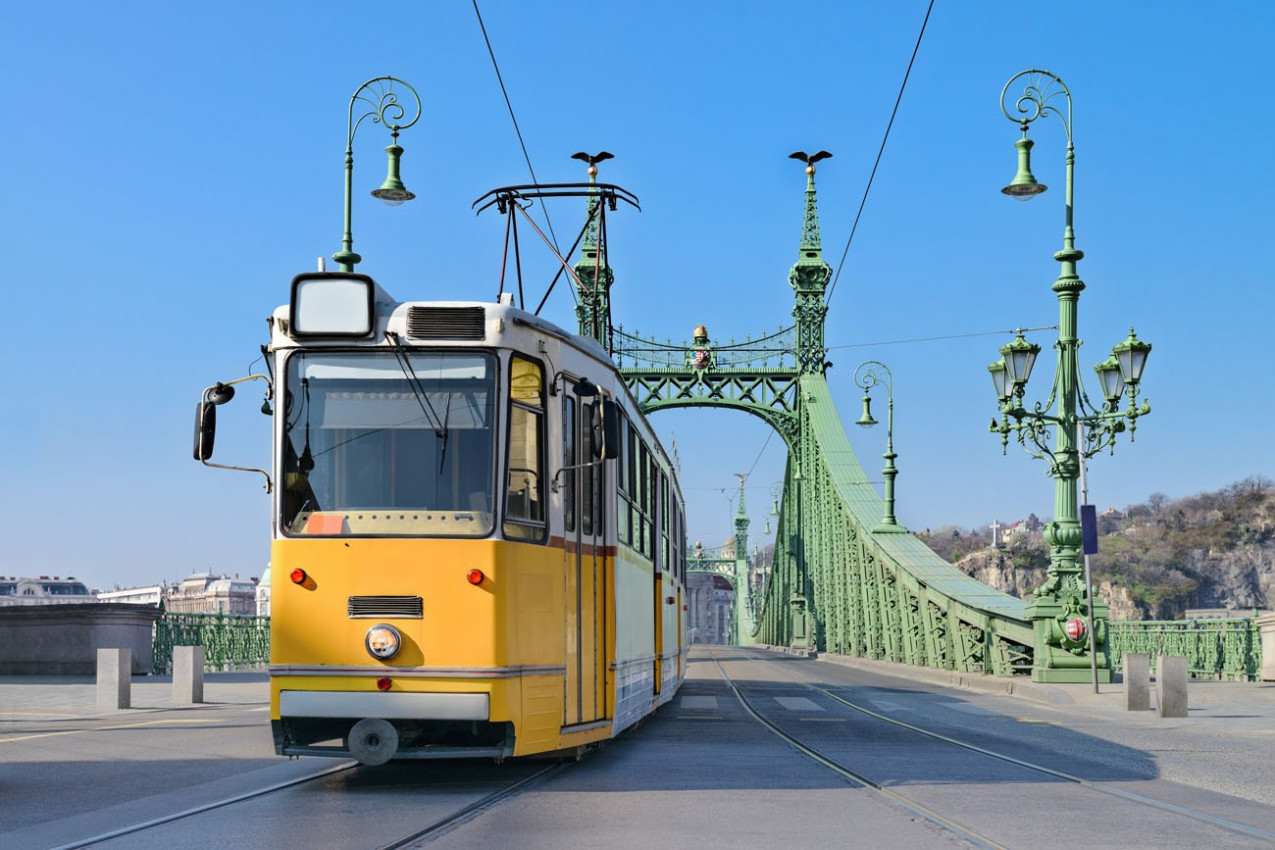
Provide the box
[406,306,486,341]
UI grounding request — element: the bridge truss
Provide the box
[566,158,1104,680]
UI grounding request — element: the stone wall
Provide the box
[0,603,159,675]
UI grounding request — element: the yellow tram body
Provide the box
[253,282,686,763]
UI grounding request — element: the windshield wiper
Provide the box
[438,386,453,474]
[385,332,446,439]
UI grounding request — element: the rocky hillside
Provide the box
[916,477,1275,621]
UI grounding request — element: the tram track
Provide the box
[709,646,1275,848]
[50,759,565,850]
[707,648,1007,850]
[50,761,360,850]
[375,761,564,849]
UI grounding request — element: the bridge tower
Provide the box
[597,152,1042,678]
[573,153,615,352]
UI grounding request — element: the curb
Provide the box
[753,646,1073,706]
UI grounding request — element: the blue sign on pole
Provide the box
[1080,504,1098,555]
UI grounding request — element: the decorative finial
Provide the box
[571,151,614,182]
[788,150,832,176]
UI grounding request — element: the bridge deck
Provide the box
[4,654,1275,847]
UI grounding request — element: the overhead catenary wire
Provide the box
[827,324,1058,351]
[472,0,576,307]
[825,0,935,305]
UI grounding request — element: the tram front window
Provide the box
[281,351,496,537]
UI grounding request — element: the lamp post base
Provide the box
[1026,592,1111,683]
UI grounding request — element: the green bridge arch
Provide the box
[569,157,1104,680]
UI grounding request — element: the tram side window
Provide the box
[504,355,546,542]
[616,410,631,546]
[661,471,670,577]
[582,402,597,537]
[563,396,576,534]
[678,505,687,582]
[639,443,651,558]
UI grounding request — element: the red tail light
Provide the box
[467,569,485,586]
[290,568,307,584]
[376,676,392,691]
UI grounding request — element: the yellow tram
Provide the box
[197,273,686,764]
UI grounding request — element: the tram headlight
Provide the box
[365,624,401,660]
[289,272,375,338]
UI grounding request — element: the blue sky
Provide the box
[3,1,1271,590]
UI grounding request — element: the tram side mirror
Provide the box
[193,401,216,461]
[589,400,620,460]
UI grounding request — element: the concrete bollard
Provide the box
[1123,653,1150,711]
[96,648,131,710]
[1257,612,1275,682]
[1156,654,1189,718]
[173,646,205,705]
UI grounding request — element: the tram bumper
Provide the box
[273,690,515,762]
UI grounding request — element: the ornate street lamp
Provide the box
[853,361,906,533]
[333,76,423,271]
[990,70,1152,683]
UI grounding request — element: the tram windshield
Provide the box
[281,351,496,537]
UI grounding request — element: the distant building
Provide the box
[256,565,271,617]
[1001,515,1043,543]
[1185,608,1267,621]
[97,584,166,606]
[165,573,258,615]
[687,572,734,645]
[0,576,93,606]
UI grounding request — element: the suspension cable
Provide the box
[826,0,935,304]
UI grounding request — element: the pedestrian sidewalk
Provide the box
[812,650,1275,726]
[0,672,269,721]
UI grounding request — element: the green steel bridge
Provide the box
[571,155,1075,682]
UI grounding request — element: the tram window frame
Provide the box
[278,348,499,539]
[678,505,687,582]
[639,443,651,558]
[562,395,576,534]
[503,354,547,543]
[581,402,595,537]
[661,471,670,578]
[616,409,631,547]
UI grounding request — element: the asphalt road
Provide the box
[3,651,1275,849]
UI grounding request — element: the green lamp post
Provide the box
[990,70,1152,683]
[853,361,906,533]
[333,76,422,272]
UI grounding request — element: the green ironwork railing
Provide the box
[153,613,270,674]
[753,376,1039,676]
[1108,617,1262,681]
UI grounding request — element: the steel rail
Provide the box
[742,647,1275,844]
[54,759,565,850]
[376,763,565,849]
[707,647,1008,850]
[815,686,1275,843]
[49,762,358,850]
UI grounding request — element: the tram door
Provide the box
[563,396,604,726]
